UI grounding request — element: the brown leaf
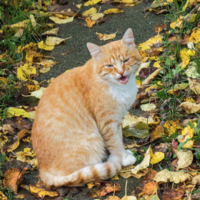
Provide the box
[142,181,158,195]
[171,139,178,153]
[150,125,165,142]
[139,67,157,79]
[154,24,167,33]
[4,117,32,130]
[162,188,184,200]
[3,168,26,193]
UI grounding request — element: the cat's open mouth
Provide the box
[118,75,129,84]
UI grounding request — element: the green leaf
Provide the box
[0,153,6,163]
[123,127,149,138]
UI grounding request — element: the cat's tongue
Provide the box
[119,76,129,84]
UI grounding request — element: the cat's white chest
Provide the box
[108,75,138,109]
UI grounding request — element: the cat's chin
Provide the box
[118,75,129,84]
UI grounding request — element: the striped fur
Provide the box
[32,28,142,187]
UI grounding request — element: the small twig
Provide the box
[125,180,128,196]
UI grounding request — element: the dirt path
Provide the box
[20,1,165,199]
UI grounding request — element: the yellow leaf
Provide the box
[182,0,195,11]
[41,27,59,36]
[21,185,58,198]
[111,174,119,180]
[82,7,97,16]
[136,79,141,85]
[0,77,8,84]
[142,68,162,85]
[84,0,101,6]
[17,64,36,81]
[30,14,36,27]
[40,67,51,73]
[49,16,74,24]
[6,129,28,152]
[37,59,57,68]
[140,103,156,111]
[174,83,189,90]
[179,48,195,68]
[9,19,30,30]
[184,96,195,103]
[145,82,163,93]
[164,121,183,136]
[96,30,118,41]
[14,28,24,38]
[138,35,162,51]
[38,41,54,51]
[153,61,162,68]
[150,151,165,164]
[45,36,65,46]
[189,28,200,44]
[170,18,183,29]
[114,0,138,3]
[0,191,7,200]
[104,8,124,14]
[180,122,197,148]
[85,17,95,28]
[91,13,104,21]
[7,108,30,118]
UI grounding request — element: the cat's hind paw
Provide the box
[122,150,136,166]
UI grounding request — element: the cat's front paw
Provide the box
[122,150,136,166]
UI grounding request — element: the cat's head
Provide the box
[87,28,142,85]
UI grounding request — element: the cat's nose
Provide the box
[117,70,124,76]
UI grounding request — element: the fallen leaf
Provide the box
[17,64,36,81]
[21,184,58,198]
[179,48,195,68]
[136,62,151,76]
[150,151,165,165]
[175,149,193,170]
[123,126,149,138]
[40,67,51,73]
[7,108,30,118]
[153,169,191,183]
[85,17,95,28]
[45,36,66,46]
[150,125,165,142]
[38,41,54,51]
[140,103,156,111]
[3,167,27,193]
[49,16,74,24]
[6,129,29,152]
[142,181,158,195]
[185,62,200,78]
[41,27,59,36]
[84,0,101,6]
[154,24,166,33]
[163,120,182,136]
[121,196,137,200]
[106,196,121,200]
[132,146,151,175]
[180,102,200,114]
[104,8,124,14]
[82,7,97,17]
[91,13,104,21]
[162,188,184,200]
[171,139,178,153]
[96,30,118,41]
[189,28,200,44]
[188,78,200,95]
[0,191,7,200]
[142,68,162,85]
[14,28,24,37]
[192,174,200,185]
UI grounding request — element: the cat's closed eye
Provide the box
[106,64,114,68]
[123,58,130,63]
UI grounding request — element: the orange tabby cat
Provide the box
[32,28,142,187]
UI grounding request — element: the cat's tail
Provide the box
[40,155,122,187]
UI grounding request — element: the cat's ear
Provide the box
[122,28,136,48]
[87,43,102,61]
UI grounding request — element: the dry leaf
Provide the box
[131,146,151,175]
[188,78,200,95]
[192,174,200,185]
[154,24,167,33]
[140,103,156,111]
[85,17,95,28]
[82,8,97,17]
[153,169,191,183]
[150,151,165,165]
[163,120,183,136]
[142,181,158,195]
[0,191,7,200]
[121,196,137,200]
[17,64,36,81]
[45,37,66,46]
[91,13,104,21]
[136,62,151,76]
[49,16,74,24]
[30,87,46,99]
[41,27,59,36]
[142,68,162,85]
[21,185,58,198]
[14,28,24,37]
[40,67,51,73]
[150,125,165,142]
[189,28,200,44]
[106,196,121,200]
[96,30,118,41]
[180,102,200,114]
[7,108,30,118]
[175,149,193,170]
